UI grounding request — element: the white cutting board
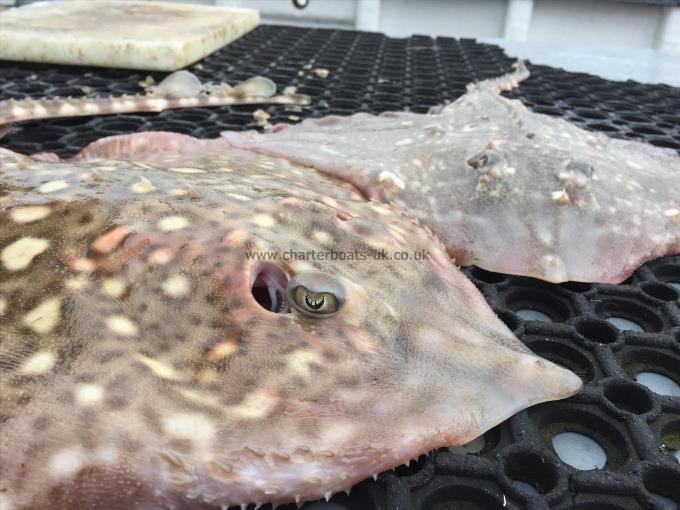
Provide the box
[0,0,259,71]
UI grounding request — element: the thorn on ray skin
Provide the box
[324,490,332,501]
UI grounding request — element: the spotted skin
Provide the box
[221,62,680,283]
[0,143,581,509]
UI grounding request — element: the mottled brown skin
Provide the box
[0,140,581,509]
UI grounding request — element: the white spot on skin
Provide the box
[18,350,57,375]
[251,214,276,228]
[65,275,89,291]
[320,196,339,208]
[542,254,565,275]
[207,340,238,361]
[11,105,28,117]
[286,350,323,380]
[49,448,84,479]
[177,388,221,408]
[135,354,184,381]
[312,231,332,245]
[71,258,96,273]
[161,274,190,298]
[101,278,126,298]
[75,384,104,406]
[22,298,61,334]
[664,208,679,218]
[164,414,216,442]
[131,176,155,194]
[0,298,5,316]
[0,493,12,510]
[58,103,78,115]
[105,315,138,337]
[10,205,51,224]
[83,102,100,114]
[149,248,174,265]
[38,180,69,194]
[378,171,406,194]
[320,421,357,445]
[158,216,189,232]
[551,189,570,205]
[370,203,393,216]
[228,390,278,419]
[169,167,206,174]
[94,446,119,465]
[289,260,316,273]
[1,237,49,271]
[227,192,252,201]
[395,138,413,146]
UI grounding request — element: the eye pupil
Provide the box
[304,292,325,310]
[287,271,345,318]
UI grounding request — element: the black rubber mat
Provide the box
[1,24,680,510]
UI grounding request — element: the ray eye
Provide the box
[467,149,502,170]
[294,287,337,314]
[287,271,345,318]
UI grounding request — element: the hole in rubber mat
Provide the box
[448,435,486,455]
[620,349,680,397]
[420,485,506,510]
[586,121,618,132]
[524,338,593,382]
[631,125,666,136]
[532,105,563,116]
[448,426,500,456]
[641,282,679,302]
[636,373,680,397]
[643,466,680,509]
[575,318,619,344]
[504,451,558,495]
[532,407,630,470]
[606,317,644,332]
[551,432,607,470]
[469,266,506,284]
[650,138,680,150]
[574,108,608,120]
[603,381,654,414]
[515,309,552,323]
[620,112,649,123]
[505,287,572,323]
[654,264,680,290]
[660,421,680,462]
[593,298,663,333]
